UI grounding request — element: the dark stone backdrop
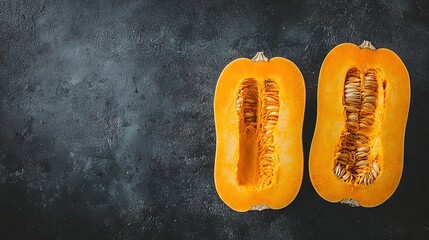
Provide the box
[1,0,428,239]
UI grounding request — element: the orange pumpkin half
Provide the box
[214,52,305,212]
[309,41,410,207]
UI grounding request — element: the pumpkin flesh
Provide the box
[309,42,410,207]
[214,53,305,212]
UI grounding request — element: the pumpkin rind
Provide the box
[309,42,410,207]
[214,52,305,212]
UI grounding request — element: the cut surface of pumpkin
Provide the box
[214,52,305,212]
[309,41,410,207]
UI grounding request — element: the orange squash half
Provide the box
[309,41,410,207]
[214,52,305,212]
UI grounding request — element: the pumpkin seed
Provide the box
[333,68,381,185]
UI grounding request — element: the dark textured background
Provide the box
[1,0,429,239]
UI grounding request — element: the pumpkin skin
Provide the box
[309,41,410,207]
[214,52,305,212]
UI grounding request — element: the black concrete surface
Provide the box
[1,0,429,239]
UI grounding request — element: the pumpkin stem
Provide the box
[252,51,269,62]
[359,40,376,50]
[250,204,269,211]
[340,198,360,207]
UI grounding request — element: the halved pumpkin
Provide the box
[309,41,410,207]
[214,52,305,212]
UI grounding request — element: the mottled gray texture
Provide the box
[0,0,428,239]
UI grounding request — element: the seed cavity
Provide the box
[333,68,381,186]
[236,78,280,189]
